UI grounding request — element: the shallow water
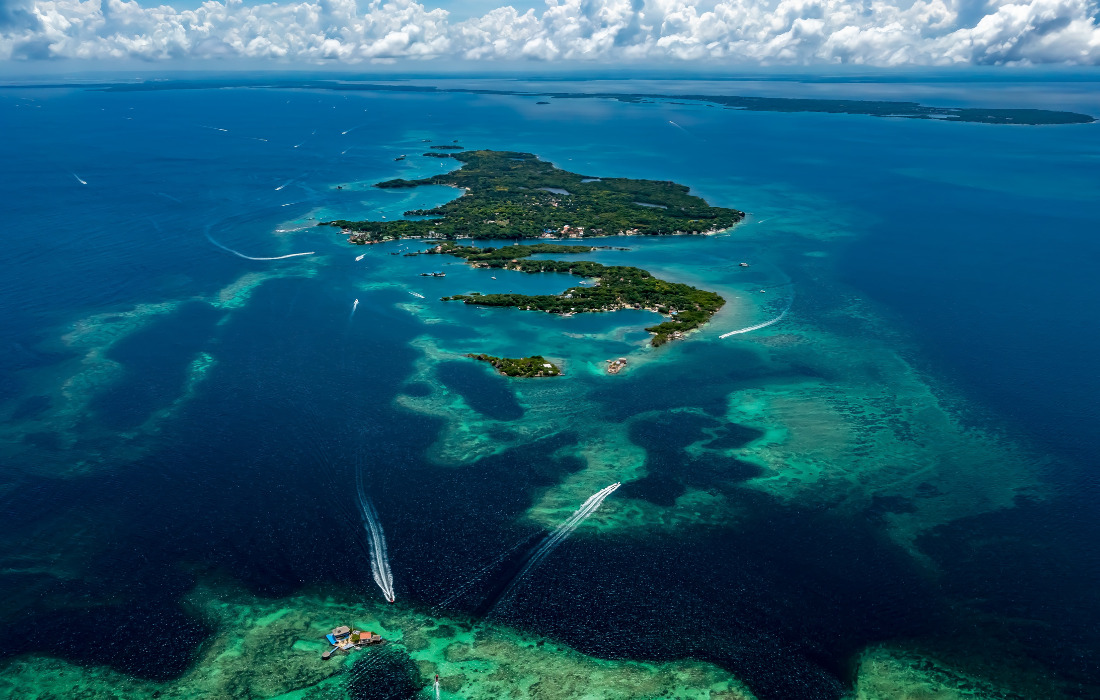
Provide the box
[1,77,1099,699]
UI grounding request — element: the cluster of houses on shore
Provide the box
[540,224,586,238]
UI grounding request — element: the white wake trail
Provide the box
[720,295,794,338]
[205,233,314,261]
[431,533,538,613]
[72,173,87,185]
[356,470,396,603]
[491,482,620,614]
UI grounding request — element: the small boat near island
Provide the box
[321,625,383,660]
[409,291,425,299]
[355,253,366,261]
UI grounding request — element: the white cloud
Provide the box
[2,0,1099,64]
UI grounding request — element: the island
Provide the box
[409,240,626,262]
[467,353,562,378]
[323,152,734,348]
[321,149,745,244]
[91,80,1097,125]
[438,243,725,347]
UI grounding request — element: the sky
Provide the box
[0,0,1099,68]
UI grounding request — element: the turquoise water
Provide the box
[1,78,1099,699]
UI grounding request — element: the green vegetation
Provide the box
[422,152,454,158]
[327,151,731,344]
[430,144,464,150]
[322,149,745,244]
[441,247,725,346]
[467,353,562,377]
[411,240,609,262]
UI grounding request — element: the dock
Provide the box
[321,625,384,659]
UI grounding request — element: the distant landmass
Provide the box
[6,78,1092,125]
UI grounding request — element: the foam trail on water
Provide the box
[720,295,793,338]
[205,233,314,261]
[668,120,690,134]
[72,173,87,185]
[275,179,292,191]
[356,469,396,603]
[490,482,620,614]
[431,532,540,613]
[293,130,317,149]
[350,298,359,319]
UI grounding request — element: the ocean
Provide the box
[1,76,1098,699]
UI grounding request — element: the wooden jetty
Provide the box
[322,625,384,660]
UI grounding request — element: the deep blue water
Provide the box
[1,77,1099,698]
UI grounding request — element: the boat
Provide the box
[355,253,366,261]
[321,625,383,660]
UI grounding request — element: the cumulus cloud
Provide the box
[1,0,1098,64]
[0,0,41,30]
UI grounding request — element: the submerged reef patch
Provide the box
[0,580,756,700]
[0,265,316,479]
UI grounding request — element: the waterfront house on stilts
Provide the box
[322,625,383,659]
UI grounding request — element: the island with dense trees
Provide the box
[325,150,734,350]
[466,354,562,378]
[439,243,725,347]
[321,149,745,244]
[409,240,628,262]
